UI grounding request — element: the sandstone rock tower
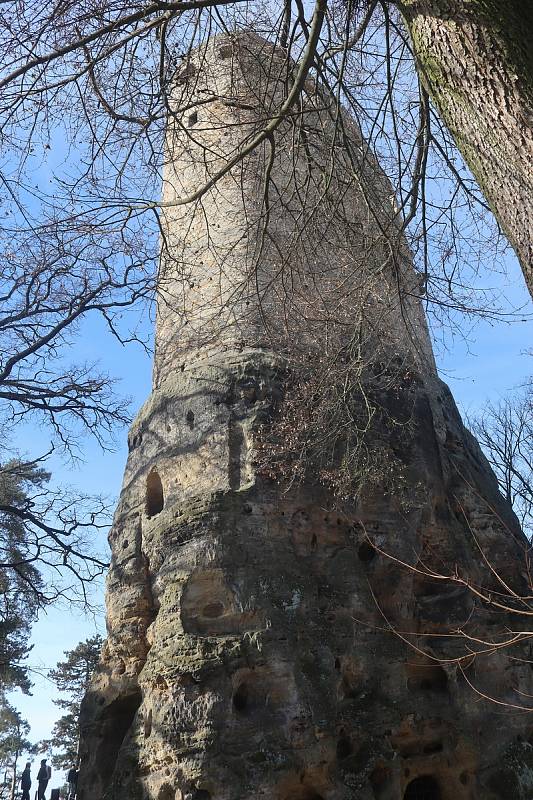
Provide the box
[79,34,533,800]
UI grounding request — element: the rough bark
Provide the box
[398,0,533,296]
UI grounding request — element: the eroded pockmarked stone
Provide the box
[78,33,533,800]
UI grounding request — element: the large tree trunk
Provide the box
[398,0,533,297]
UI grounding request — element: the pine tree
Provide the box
[0,461,46,696]
[0,701,31,800]
[41,637,103,769]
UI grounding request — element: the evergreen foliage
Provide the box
[0,460,46,695]
[40,636,103,769]
[0,701,31,800]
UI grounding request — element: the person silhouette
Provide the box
[67,764,78,799]
[36,759,51,800]
[20,762,31,800]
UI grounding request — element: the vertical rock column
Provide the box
[78,33,533,800]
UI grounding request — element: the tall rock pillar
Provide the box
[78,34,533,800]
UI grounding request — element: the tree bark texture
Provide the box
[398,0,533,296]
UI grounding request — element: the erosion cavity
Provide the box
[403,774,442,800]
[232,671,266,716]
[97,689,142,790]
[406,659,448,694]
[180,569,263,636]
[146,470,164,518]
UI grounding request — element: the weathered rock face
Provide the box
[79,34,533,800]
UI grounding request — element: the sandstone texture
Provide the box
[78,34,533,800]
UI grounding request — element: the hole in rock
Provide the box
[158,784,173,800]
[146,470,164,518]
[188,112,198,127]
[218,44,233,59]
[202,602,224,618]
[231,669,274,717]
[186,409,195,427]
[128,432,142,451]
[311,534,317,549]
[334,657,341,670]
[358,541,376,562]
[122,540,129,549]
[406,660,448,693]
[459,772,468,785]
[422,741,443,754]
[336,731,352,759]
[181,569,262,637]
[403,775,442,800]
[97,689,142,790]
[370,765,391,795]
[233,682,249,714]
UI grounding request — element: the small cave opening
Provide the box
[403,775,442,800]
[406,660,448,693]
[202,601,224,618]
[358,540,376,563]
[97,689,142,791]
[233,682,249,714]
[146,470,164,518]
[422,741,443,755]
[231,670,270,717]
[218,44,233,59]
[188,111,198,127]
[336,730,352,759]
[370,765,391,797]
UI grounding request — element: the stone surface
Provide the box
[78,33,533,800]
